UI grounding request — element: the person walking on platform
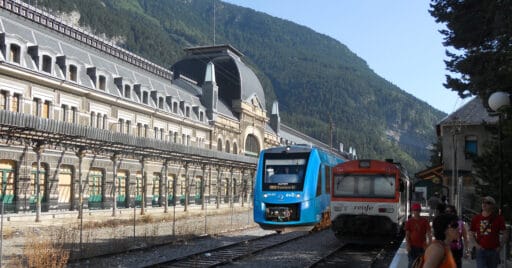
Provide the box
[405,202,432,268]
[444,204,468,268]
[428,192,441,221]
[470,196,508,268]
[423,213,458,268]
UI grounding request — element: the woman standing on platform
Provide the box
[444,205,468,268]
[423,213,458,268]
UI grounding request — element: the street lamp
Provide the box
[488,91,511,214]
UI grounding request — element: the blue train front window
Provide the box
[333,174,396,198]
[263,156,307,191]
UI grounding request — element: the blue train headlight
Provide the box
[263,193,268,198]
[296,193,301,198]
[302,200,310,209]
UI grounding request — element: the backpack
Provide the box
[411,254,425,268]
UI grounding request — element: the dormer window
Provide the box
[158,97,164,109]
[142,91,148,104]
[68,65,77,82]
[9,44,20,63]
[199,111,204,122]
[185,106,190,117]
[172,102,178,113]
[41,55,52,73]
[98,75,106,90]
[124,85,131,98]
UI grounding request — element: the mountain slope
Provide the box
[29,0,446,173]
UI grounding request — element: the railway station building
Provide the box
[0,0,342,216]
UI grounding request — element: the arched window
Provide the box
[217,138,223,151]
[245,134,260,157]
[225,140,230,153]
[233,143,238,155]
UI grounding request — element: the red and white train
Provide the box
[330,159,410,244]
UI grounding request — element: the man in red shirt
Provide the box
[405,202,432,268]
[470,196,508,268]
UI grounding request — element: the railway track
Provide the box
[145,231,308,267]
[309,236,403,268]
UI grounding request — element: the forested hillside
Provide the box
[26,0,446,173]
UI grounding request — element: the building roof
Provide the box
[437,97,498,126]
[172,45,266,115]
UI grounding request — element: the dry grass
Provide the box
[23,234,70,268]
[1,226,17,239]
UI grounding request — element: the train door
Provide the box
[58,165,73,210]
[0,160,16,213]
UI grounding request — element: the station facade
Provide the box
[0,0,337,215]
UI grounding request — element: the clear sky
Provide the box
[222,0,470,114]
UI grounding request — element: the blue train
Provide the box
[253,145,345,232]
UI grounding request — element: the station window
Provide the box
[465,135,478,158]
[61,104,68,122]
[173,102,178,113]
[68,65,78,82]
[137,123,143,137]
[0,91,6,110]
[142,91,148,104]
[225,140,230,153]
[42,100,50,118]
[98,75,106,90]
[233,143,238,154]
[11,93,20,112]
[41,55,52,73]
[124,85,131,98]
[158,97,164,109]
[126,120,131,134]
[71,107,77,123]
[217,138,223,151]
[9,44,21,64]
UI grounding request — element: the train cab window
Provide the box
[262,153,308,191]
[333,174,395,198]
